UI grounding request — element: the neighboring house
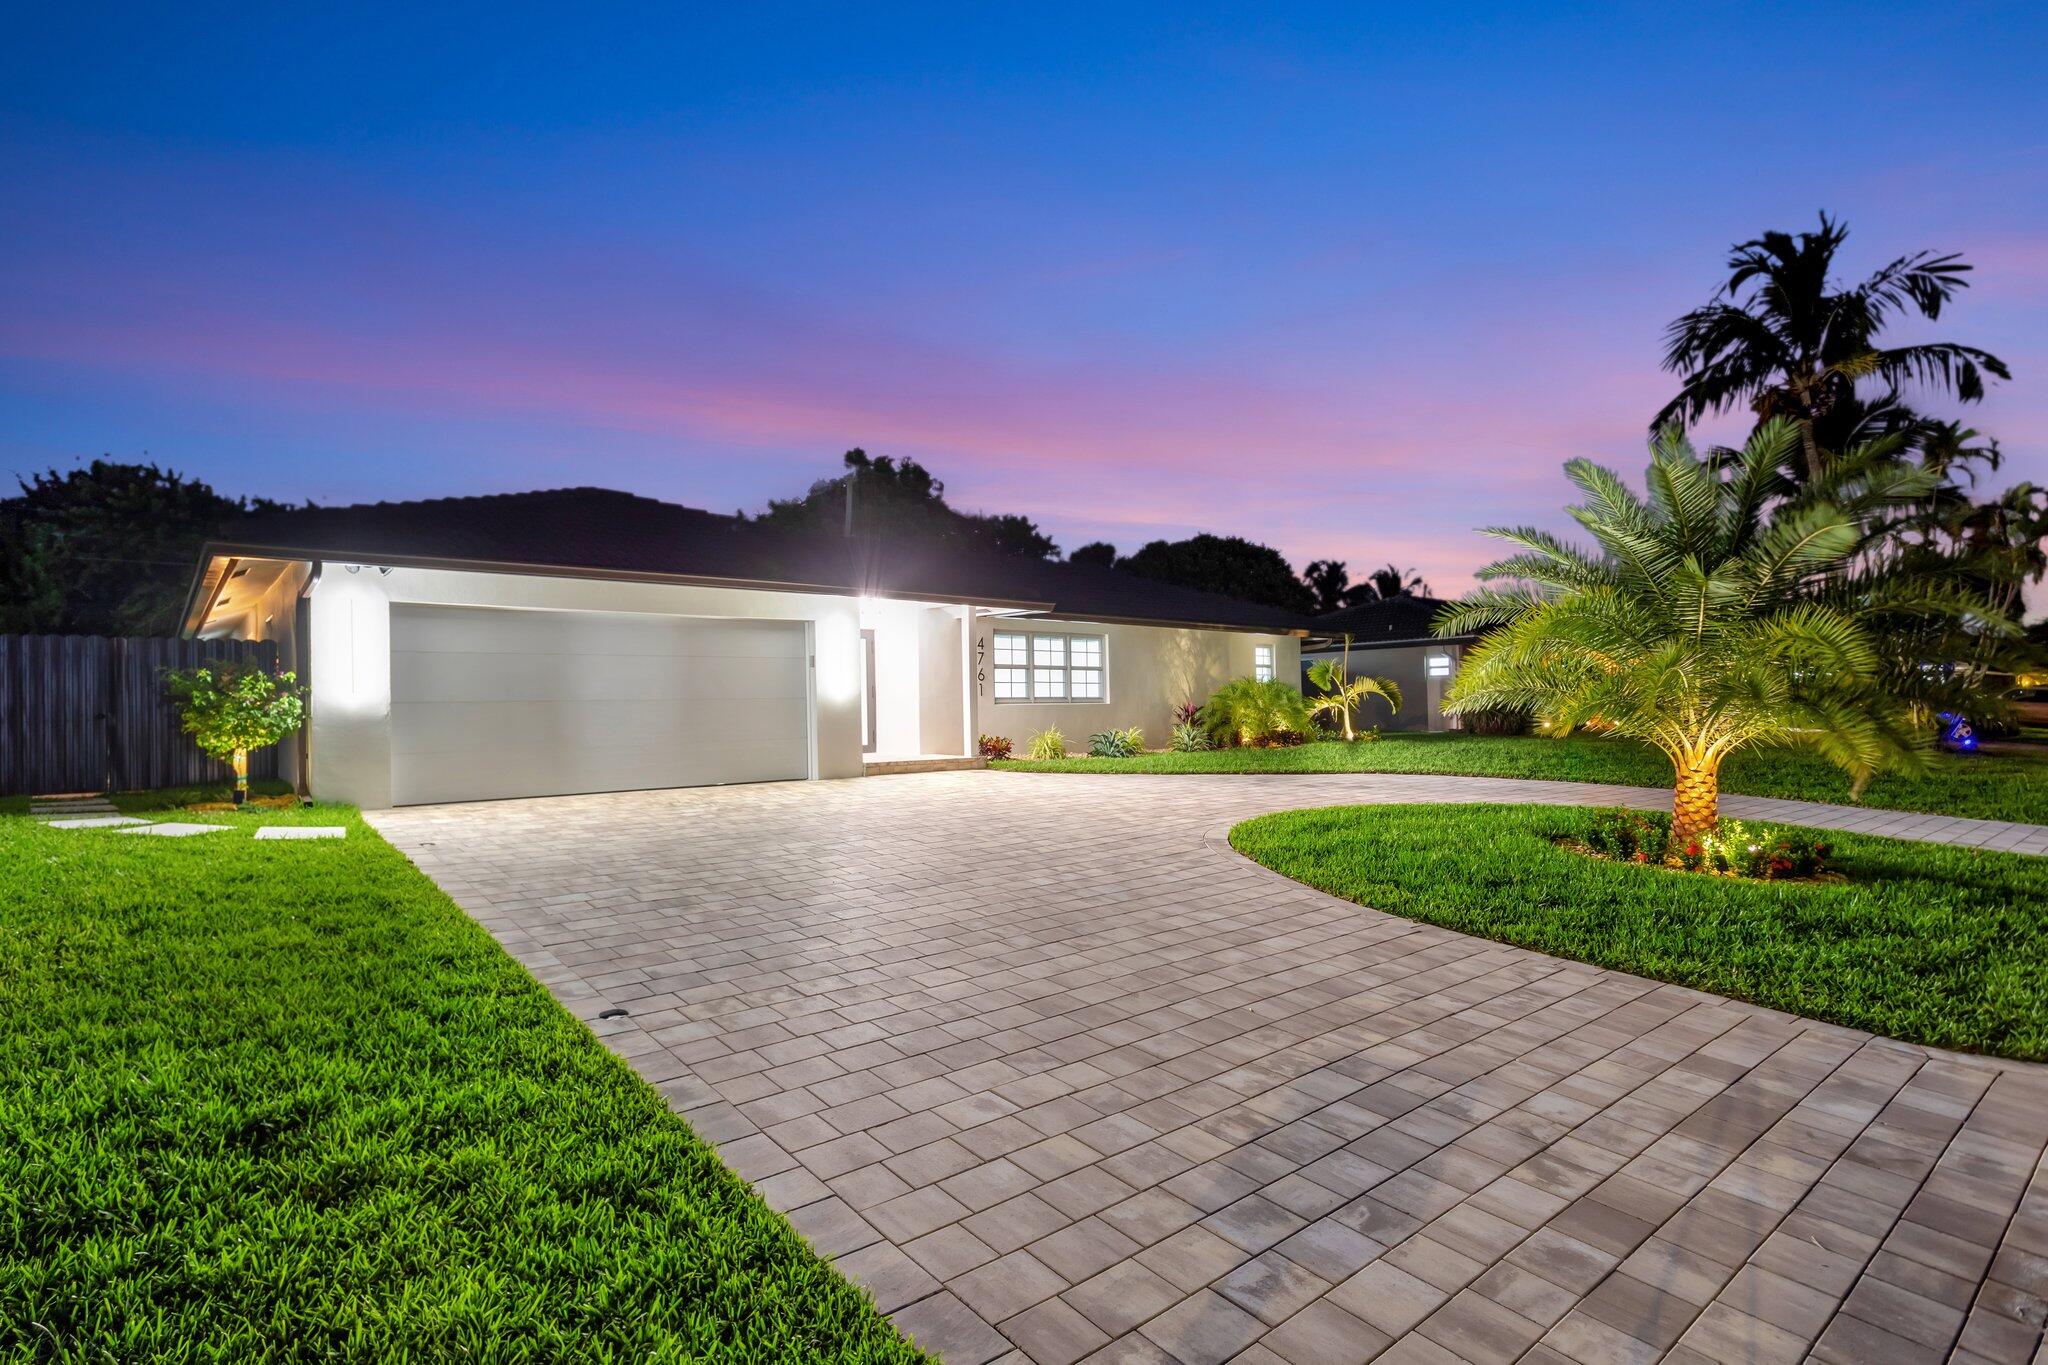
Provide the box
[180,488,1307,807]
[1299,596,1476,733]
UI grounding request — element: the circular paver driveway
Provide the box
[370,772,2048,1365]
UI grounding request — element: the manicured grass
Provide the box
[997,732,2048,825]
[0,802,926,1362]
[1230,803,2048,1060]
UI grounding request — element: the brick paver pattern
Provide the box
[369,772,2048,1365]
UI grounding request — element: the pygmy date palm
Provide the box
[1437,420,1937,848]
[1306,642,1403,741]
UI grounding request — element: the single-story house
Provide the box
[1299,596,1477,733]
[181,488,1308,807]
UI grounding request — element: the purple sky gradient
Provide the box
[3,5,2044,610]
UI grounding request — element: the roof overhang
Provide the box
[181,540,1065,636]
[181,541,1311,639]
[1303,633,1477,650]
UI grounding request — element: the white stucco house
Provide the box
[180,488,1307,807]
[1298,596,1477,733]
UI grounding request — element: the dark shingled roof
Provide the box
[208,487,1311,633]
[1309,595,1470,646]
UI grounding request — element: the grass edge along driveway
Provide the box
[0,796,929,1363]
[1229,803,2048,1062]
[995,731,2048,827]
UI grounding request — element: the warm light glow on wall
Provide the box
[815,611,860,704]
[314,572,391,718]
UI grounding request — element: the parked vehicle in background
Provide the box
[2004,686,2048,726]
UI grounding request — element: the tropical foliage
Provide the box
[754,448,1058,557]
[1119,534,1317,614]
[164,661,306,800]
[1304,644,1402,741]
[1087,727,1146,758]
[1198,677,1316,747]
[1436,420,2012,845]
[0,461,291,636]
[1025,725,1067,760]
[1655,213,2010,482]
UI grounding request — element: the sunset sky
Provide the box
[4,3,2045,606]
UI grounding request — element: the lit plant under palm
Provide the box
[1437,420,1973,848]
[1305,637,1403,741]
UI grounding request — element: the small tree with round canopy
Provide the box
[164,660,306,804]
[1436,420,1974,850]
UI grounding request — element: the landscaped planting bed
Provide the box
[1229,803,2048,1061]
[0,797,926,1362]
[998,731,2048,826]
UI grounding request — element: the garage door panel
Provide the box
[405,610,807,660]
[392,650,808,705]
[387,604,812,805]
[390,697,810,755]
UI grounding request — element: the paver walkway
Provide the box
[369,772,2048,1365]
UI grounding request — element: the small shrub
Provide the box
[1462,706,1532,737]
[1173,701,1202,729]
[1089,727,1145,758]
[1583,809,1670,865]
[1579,808,1830,880]
[1199,677,1315,747]
[977,733,1012,761]
[1170,722,1211,752]
[1026,726,1066,761]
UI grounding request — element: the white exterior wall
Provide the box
[1301,641,1464,733]
[300,566,868,807]
[968,616,1299,751]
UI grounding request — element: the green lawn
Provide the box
[996,732,2048,826]
[1230,803,2048,1061]
[0,794,926,1362]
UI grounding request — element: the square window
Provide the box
[1071,668,1103,699]
[1033,667,1066,698]
[994,632,1027,667]
[995,666,1028,699]
[1426,653,1453,678]
[1070,636,1103,668]
[1033,635,1066,666]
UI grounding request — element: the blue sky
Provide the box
[3,2,2044,603]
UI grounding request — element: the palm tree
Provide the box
[1437,420,1975,848]
[1305,637,1403,740]
[1656,214,2009,484]
[1302,558,1351,614]
[1362,564,1430,601]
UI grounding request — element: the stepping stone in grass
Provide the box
[113,822,231,837]
[44,816,154,828]
[254,826,346,840]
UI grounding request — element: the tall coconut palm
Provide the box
[1305,639,1403,740]
[1436,420,1981,847]
[1656,214,2009,484]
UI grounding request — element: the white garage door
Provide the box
[389,605,811,805]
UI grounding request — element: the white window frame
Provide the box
[1253,643,1275,682]
[993,630,1108,703]
[1426,652,1454,679]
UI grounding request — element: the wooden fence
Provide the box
[0,636,284,797]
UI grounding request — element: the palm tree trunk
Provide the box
[1670,758,1719,851]
[1797,420,1825,484]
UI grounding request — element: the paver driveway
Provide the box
[369,772,2048,1365]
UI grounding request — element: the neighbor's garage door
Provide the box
[389,605,810,805]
